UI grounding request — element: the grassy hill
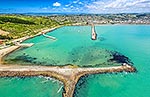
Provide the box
[0,14,71,39]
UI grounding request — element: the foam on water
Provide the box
[0,76,63,97]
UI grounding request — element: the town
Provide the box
[0,13,150,48]
[49,13,150,25]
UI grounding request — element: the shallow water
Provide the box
[2,25,150,97]
[0,77,63,97]
[74,25,150,97]
[4,26,128,67]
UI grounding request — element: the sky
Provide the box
[0,0,150,13]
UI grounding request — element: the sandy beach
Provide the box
[0,46,20,63]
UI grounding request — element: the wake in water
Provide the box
[39,76,63,84]
[57,86,63,93]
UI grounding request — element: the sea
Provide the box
[1,25,150,97]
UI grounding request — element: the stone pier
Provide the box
[0,64,136,97]
[91,24,97,40]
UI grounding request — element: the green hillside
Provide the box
[0,15,71,39]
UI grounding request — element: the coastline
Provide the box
[0,46,20,63]
[0,24,138,97]
[11,25,61,43]
[0,26,61,63]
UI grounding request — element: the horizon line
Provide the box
[0,12,150,15]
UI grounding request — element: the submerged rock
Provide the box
[8,54,37,64]
[109,51,133,65]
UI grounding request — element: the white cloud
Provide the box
[63,8,67,10]
[42,7,48,10]
[104,0,150,8]
[73,0,80,4]
[65,0,81,8]
[65,4,69,7]
[85,0,150,13]
[53,2,61,7]
[78,2,83,5]
[41,0,150,13]
[104,0,127,8]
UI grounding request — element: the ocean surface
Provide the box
[0,77,63,97]
[1,25,150,97]
[75,25,150,97]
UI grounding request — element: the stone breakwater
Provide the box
[0,64,136,97]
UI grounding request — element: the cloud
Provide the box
[41,0,150,13]
[85,0,150,13]
[65,0,81,8]
[53,2,61,7]
[104,0,150,8]
[78,2,83,5]
[42,7,48,10]
[65,4,71,7]
[73,0,80,4]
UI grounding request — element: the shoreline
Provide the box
[0,46,20,63]
[0,24,137,97]
[12,25,61,43]
[0,26,61,63]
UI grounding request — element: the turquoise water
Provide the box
[0,77,63,97]
[4,26,127,67]
[2,25,150,97]
[74,25,150,97]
